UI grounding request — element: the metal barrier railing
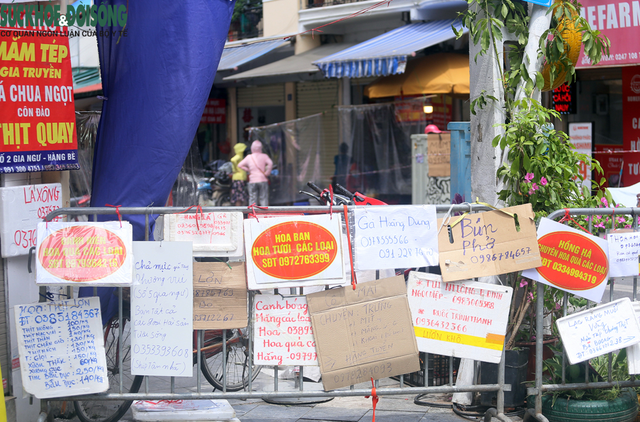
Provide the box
[528,207,640,422]
[39,204,523,422]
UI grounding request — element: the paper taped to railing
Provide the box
[407,272,513,364]
[131,241,193,377]
[438,204,541,282]
[353,205,438,271]
[607,230,640,277]
[626,302,640,374]
[14,297,108,398]
[0,183,62,257]
[36,221,133,286]
[557,298,640,364]
[244,214,346,289]
[163,212,243,257]
[193,262,248,330]
[522,217,609,303]
[253,295,317,366]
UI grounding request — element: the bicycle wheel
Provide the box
[74,316,143,422]
[200,329,261,391]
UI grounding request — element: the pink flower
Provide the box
[540,177,548,186]
[601,197,608,207]
[528,188,534,195]
[527,292,534,302]
[532,183,539,191]
[555,303,561,311]
[524,173,535,182]
[618,217,627,224]
[520,279,528,288]
[595,222,605,228]
[626,224,632,229]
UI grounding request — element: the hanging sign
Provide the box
[244,214,345,290]
[568,122,592,189]
[253,295,317,366]
[438,204,541,282]
[557,298,640,364]
[14,297,108,398]
[522,218,609,303]
[0,183,62,257]
[36,221,133,286]
[131,241,193,377]
[163,212,243,257]
[607,230,640,278]
[0,27,79,173]
[354,205,438,271]
[407,272,513,364]
[553,83,576,115]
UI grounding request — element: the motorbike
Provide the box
[197,160,232,206]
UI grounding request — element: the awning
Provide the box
[73,66,102,96]
[218,38,290,71]
[364,53,470,98]
[223,43,354,81]
[313,19,466,78]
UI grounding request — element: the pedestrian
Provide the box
[230,142,248,206]
[238,140,273,206]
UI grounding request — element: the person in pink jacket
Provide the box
[238,140,273,206]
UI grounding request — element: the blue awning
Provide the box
[313,20,466,78]
[218,38,289,71]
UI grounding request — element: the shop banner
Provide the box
[0,27,78,173]
[163,212,243,257]
[407,272,513,364]
[36,221,133,286]
[522,218,609,302]
[253,295,317,366]
[200,98,226,124]
[622,66,640,188]
[607,230,640,277]
[0,183,61,257]
[568,122,592,189]
[244,214,345,290]
[193,261,247,330]
[557,298,640,364]
[354,205,438,271]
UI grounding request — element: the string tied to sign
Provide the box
[558,208,591,234]
[247,203,268,222]
[105,204,123,227]
[342,204,357,290]
[177,205,204,230]
[364,378,379,422]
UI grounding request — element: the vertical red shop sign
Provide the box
[0,27,78,174]
[621,66,640,185]
[200,99,226,124]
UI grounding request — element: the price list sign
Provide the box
[14,297,107,399]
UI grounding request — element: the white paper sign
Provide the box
[353,206,438,270]
[253,295,317,366]
[607,231,640,277]
[557,298,640,364]
[131,242,193,377]
[569,122,592,189]
[14,297,108,398]
[244,214,346,290]
[0,183,62,257]
[407,272,512,363]
[626,302,640,374]
[163,212,243,257]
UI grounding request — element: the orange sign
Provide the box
[38,225,127,281]
[537,231,609,291]
[251,221,338,280]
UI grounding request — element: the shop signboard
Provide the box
[200,98,226,124]
[0,26,78,173]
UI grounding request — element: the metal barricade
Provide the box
[39,203,518,422]
[528,207,640,422]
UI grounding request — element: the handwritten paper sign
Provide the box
[438,204,541,282]
[164,212,243,257]
[193,262,248,330]
[627,302,640,374]
[0,183,62,257]
[407,272,513,363]
[244,214,345,290]
[607,230,640,277]
[36,222,133,286]
[307,276,420,390]
[557,298,640,364]
[353,205,438,271]
[131,242,193,377]
[522,218,609,303]
[427,133,450,177]
[14,297,107,398]
[253,295,317,366]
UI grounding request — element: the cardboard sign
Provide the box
[607,230,640,278]
[438,204,541,282]
[244,214,345,290]
[253,295,317,366]
[522,218,609,303]
[0,27,79,173]
[163,212,243,257]
[407,272,513,364]
[306,276,420,391]
[193,261,248,330]
[14,297,108,398]
[427,133,450,177]
[353,205,438,271]
[0,183,62,257]
[36,221,133,286]
[131,242,193,377]
[557,298,640,364]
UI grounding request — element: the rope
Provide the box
[105,204,122,227]
[364,378,379,422]
[176,205,204,230]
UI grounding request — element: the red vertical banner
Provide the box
[620,66,640,186]
[0,27,78,174]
